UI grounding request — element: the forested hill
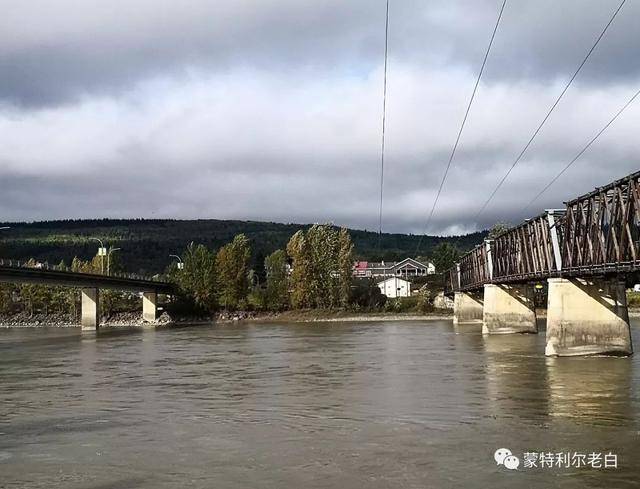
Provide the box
[0,219,487,275]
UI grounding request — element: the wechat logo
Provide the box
[494,448,520,470]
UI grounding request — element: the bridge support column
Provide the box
[142,292,158,323]
[482,284,537,334]
[546,278,632,356]
[453,291,484,324]
[81,288,100,331]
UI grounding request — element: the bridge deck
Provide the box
[0,263,174,293]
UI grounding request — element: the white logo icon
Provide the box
[494,448,520,470]
[504,455,520,470]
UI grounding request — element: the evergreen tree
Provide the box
[430,242,460,272]
[488,221,511,239]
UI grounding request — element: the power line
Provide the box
[414,0,507,254]
[474,0,627,222]
[523,86,640,212]
[377,0,390,250]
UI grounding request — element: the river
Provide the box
[1,320,639,488]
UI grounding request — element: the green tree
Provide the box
[177,243,217,313]
[337,228,354,307]
[287,230,311,309]
[264,249,289,311]
[216,234,251,310]
[0,283,17,315]
[306,224,338,308]
[286,224,350,310]
[488,221,511,239]
[350,278,386,310]
[431,242,460,272]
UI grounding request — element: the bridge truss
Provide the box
[445,170,640,293]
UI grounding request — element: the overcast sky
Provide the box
[1,0,639,235]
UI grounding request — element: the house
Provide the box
[377,277,411,298]
[353,257,435,278]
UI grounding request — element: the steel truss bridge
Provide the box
[445,170,640,293]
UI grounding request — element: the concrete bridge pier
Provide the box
[482,284,537,334]
[81,288,100,331]
[545,277,632,356]
[453,291,484,324]
[142,292,158,323]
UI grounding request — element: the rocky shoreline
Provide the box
[4,308,638,328]
[0,310,270,328]
[0,309,452,328]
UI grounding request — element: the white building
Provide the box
[377,277,412,298]
[353,257,436,278]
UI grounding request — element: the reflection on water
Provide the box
[546,356,633,426]
[481,323,550,422]
[1,321,639,488]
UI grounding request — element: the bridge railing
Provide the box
[443,268,457,295]
[445,209,566,293]
[458,243,490,290]
[492,210,565,283]
[562,171,640,275]
[0,258,169,283]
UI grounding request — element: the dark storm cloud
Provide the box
[1,0,640,234]
[2,0,639,107]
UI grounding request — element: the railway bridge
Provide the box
[0,260,174,331]
[445,170,640,357]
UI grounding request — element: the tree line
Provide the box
[0,218,483,276]
[168,224,356,313]
[0,224,469,318]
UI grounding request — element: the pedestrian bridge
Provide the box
[444,170,640,357]
[0,260,174,330]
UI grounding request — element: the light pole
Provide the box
[169,254,184,270]
[89,237,107,274]
[107,247,121,276]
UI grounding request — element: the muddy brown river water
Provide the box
[1,319,639,488]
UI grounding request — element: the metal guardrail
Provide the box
[0,258,169,284]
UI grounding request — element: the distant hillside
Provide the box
[0,219,487,275]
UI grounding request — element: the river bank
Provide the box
[250,309,452,323]
[0,309,454,328]
[4,308,640,328]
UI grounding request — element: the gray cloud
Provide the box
[2,0,639,107]
[1,0,640,235]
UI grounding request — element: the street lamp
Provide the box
[107,247,121,276]
[169,254,184,270]
[88,237,107,274]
